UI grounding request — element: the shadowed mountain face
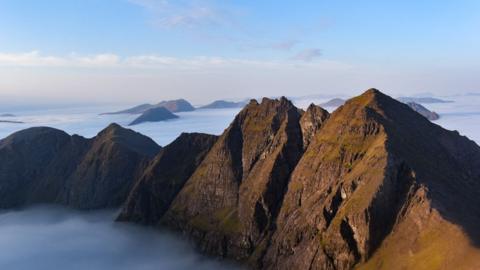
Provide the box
[1,89,480,269]
[0,123,161,209]
[117,132,218,224]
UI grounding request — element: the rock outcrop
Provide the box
[0,123,161,209]
[129,107,179,126]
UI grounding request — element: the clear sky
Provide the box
[0,0,479,104]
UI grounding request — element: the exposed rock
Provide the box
[129,107,179,126]
[0,123,161,209]
[200,100,248,109]
[162,97,305,263]
[405,101,440,120]
[263,89,480,269]
[299,104,329,150]
[117,132,218,224]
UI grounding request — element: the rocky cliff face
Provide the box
[263,89,480,269]
[117,132,218,224]
[159,97,307,262]
[0,123,161,209]
[122,89,480,269]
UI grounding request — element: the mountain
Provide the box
[121,89,480,269]
[320,98,346,107]
[1,89,480,269]
[157,99,195,112]
[398,96,453,104]
[0,123,161,209]
[117,132,218,224]
[101,99,195,115]
[129,107,179,126]
[0,113,15,117]
[200,100,248,109]
[263,89,480,269]
[405,101,440,120]
[159,97,315,262]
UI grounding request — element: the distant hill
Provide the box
[199,100,248,109]
[129,107,179,126]
[405,102,440,120]
[101,99,195,115]
[320,98,346,107]
[397,96,452,104]
[0,120,23,124]
[0,114,15,117]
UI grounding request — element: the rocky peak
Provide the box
[300,103,330,149]
[263,88,480,269]
[162,96,305,261]
[94,123,161,157]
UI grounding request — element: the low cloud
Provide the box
[0,51,344,70]
[0,206,241,270]
[292,48,322,62]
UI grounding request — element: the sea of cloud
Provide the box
[0,206,242,270]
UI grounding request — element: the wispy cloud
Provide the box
[240,40,299,52]
[128,0,229,29]
[0,51,120,67]
[292,48,322,62]
[0,51,349,71]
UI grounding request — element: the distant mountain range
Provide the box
[0,120,24,124]
[397,96,453,103]
[101,99,195,115]
[199,100,248,109]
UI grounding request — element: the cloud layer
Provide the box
[0,206,241,270]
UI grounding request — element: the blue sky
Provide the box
[0,0,479,103]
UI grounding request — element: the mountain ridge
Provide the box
[0,89,479,269]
